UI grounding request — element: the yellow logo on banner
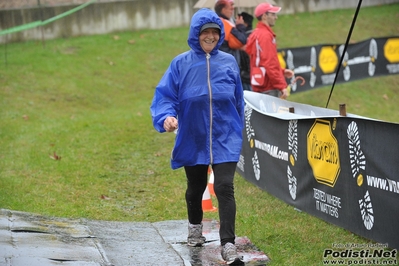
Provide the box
[278,51,286,69]
[307,119,341,187]
[319,46,338,73]
[384,38,399,63]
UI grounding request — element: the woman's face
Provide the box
[199,28,220,54]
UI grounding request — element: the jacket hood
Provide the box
[188,8,225,55]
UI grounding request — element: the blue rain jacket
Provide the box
[150,8,244,169]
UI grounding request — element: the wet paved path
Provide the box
[0,209,269,265]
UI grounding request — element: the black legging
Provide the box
[184,162,237,246]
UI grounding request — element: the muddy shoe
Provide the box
[187,223,206,247]
[221,242,243,264]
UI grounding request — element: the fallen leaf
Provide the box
[383,94,389,100]
[128,40,135,44]
[49,152,61,160]
[100,194,111,200]
[113,35,120,40]
[22,115,29,120]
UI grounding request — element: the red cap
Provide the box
[254,3,281,17]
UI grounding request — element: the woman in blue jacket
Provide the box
[150,8,244,264]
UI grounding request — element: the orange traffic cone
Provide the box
[202,185,217,212]
[208,166,215,196]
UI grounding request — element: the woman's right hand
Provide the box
[163,116,178,132]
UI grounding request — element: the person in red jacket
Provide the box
[245,3,294,99]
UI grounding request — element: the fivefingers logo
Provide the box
[287,165,297,200]
[347,121,374,230]
[287,119,298,200]
[244,105,260,181]
[347,122,366,181]
[245,105,255,145]
[288,120,298,165]
[359,191,374,230]
[252,151,260,181]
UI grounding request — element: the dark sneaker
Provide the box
[221,242,243,264]
[187,223,206,247]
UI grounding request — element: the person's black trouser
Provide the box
[184,162,237,246]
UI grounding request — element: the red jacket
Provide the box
[245,22,287,93]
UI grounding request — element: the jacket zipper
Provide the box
[206,53,213,165]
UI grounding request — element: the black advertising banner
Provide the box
[278,36,399,93]
[237,91,399,249]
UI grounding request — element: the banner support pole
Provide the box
[339,104,347,116]
[325,0,363,108]
[37,0,46,48]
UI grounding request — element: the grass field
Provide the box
[1,3,398,265]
